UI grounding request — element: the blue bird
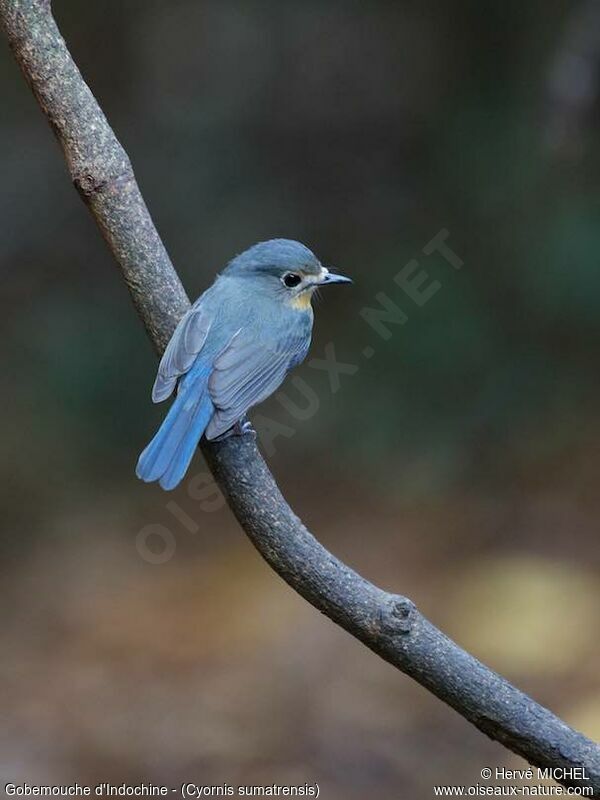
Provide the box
[136,239,351,490]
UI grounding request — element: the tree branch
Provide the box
[2,0,598,791]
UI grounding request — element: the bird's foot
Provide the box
[213,418,256,442]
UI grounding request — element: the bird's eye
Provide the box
[282,272,302,288]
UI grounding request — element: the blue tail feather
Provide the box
[136,364,213,490]
[158,395,213,490]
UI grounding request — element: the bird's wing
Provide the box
[205,328,309,439]
[152,303,212,403]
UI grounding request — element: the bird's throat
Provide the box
[289,288,315,311]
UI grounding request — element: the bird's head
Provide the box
[224,239,351,310]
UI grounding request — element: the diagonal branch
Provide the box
[2,0,598,791]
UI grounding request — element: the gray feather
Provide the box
[205,330,309,439]
[152,305,212,402]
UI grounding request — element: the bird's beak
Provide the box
[318,270,352,286]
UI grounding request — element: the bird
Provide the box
[136,239,352,490]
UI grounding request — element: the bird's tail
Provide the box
[136,364,214,491]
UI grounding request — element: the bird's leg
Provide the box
[212,416,256,442]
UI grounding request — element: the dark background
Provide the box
[1,1,599,797]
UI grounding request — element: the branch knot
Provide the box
[73,167,134,199]
[378,595,415,636]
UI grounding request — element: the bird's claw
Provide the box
[235,418,256,438]
[212,418,256,442]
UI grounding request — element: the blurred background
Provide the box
[1,0,599,796]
